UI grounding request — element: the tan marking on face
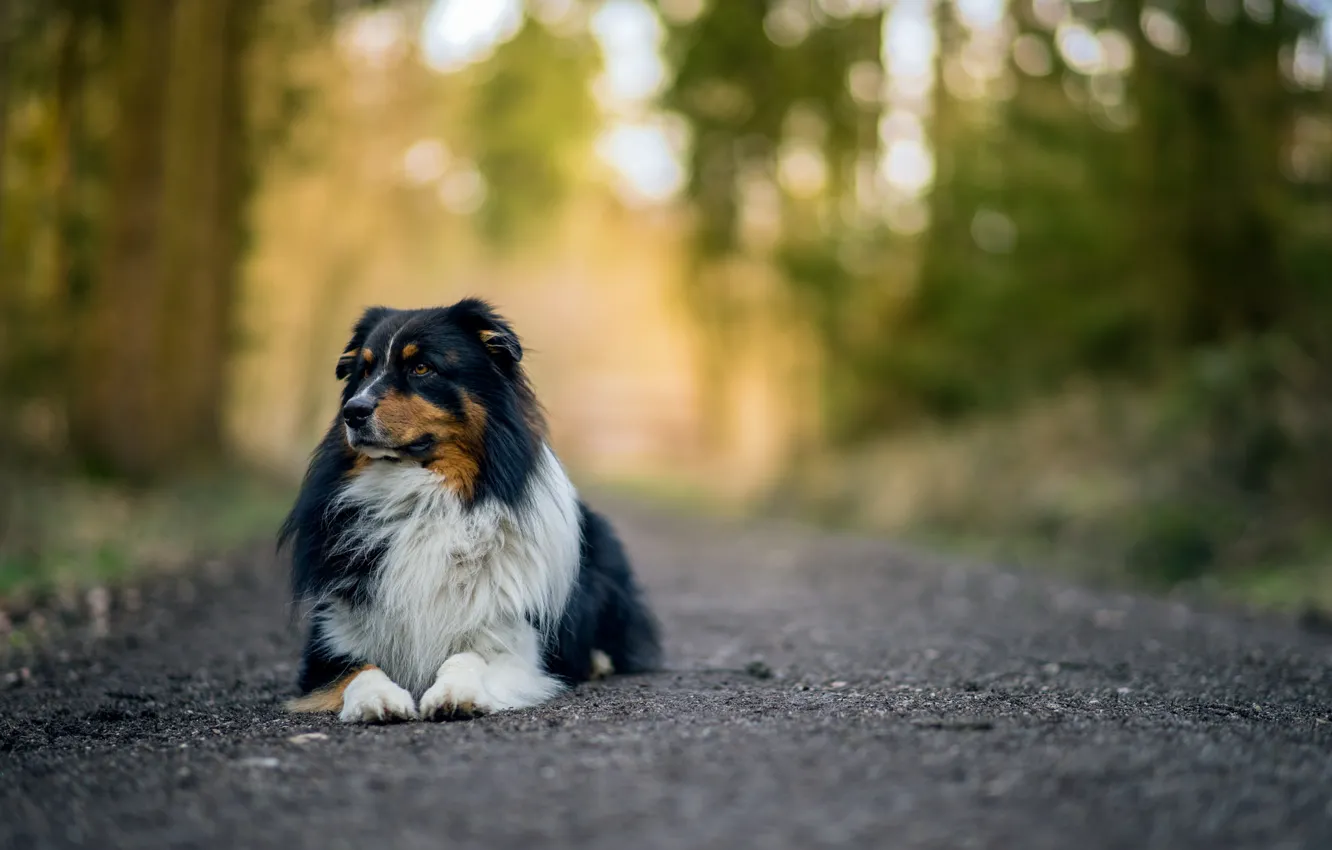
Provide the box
[285,664,378,714]
[374,390,456,444]
[425,394,487,500]
[374,390,488,500]
[400,343,418,359]
[361,348,374,364]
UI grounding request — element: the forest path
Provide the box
[2,505,1330,849]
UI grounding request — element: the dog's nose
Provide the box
[342,397,377,428]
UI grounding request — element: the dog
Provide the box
[279,298,660,723]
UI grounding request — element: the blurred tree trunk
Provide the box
[70,0,175,479]
[0,0,11,256]
[70,0,254,480]
[0,0,12,465]
[915,0,962,309]
[1127,0,1291,348]
[157,0,254,460]
[1124,0,1189,350]
[36,5,87,371]
[0,0,14,379]
[200,0,254,453]
[1180,1,1287,341]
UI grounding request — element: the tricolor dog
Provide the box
[280,299,660,723]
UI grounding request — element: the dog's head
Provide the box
[334,299,540,498]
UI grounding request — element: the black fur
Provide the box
[541,503,662,682]
[279,300,661,698]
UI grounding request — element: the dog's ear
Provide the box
[477,328,522,364]
[334,355,356,381]
[450,298,522,368]
[336,306,393,380]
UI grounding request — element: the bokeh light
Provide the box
[421,0,523,73]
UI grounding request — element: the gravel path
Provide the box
[2,505,1330,850]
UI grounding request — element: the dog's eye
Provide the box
[411,363,431,377]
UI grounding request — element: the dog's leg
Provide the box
[287,619,417,723]
[419,624,564,721]
[287,664,417,723]
[337,667,418,723]
[481,646,565,710]
[419,651,490,720]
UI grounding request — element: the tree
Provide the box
[656,0,1332,432]
[69,0,256,479]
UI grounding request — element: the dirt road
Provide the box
[2,505,1330,849]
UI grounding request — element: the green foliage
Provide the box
[1126,502,1229,585]
[656,0,1332,430]
[656,0,880,257]
[2,0,1330,600]
[0,0,381,477]
[467,17,601,243]
[654,0,1332,593]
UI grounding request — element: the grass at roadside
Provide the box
[901,525,1332,619]
[581,465,1332,618]
[0,466,719,611]
[0,471,295,607]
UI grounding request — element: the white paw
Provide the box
[590,649,615,680]
[338,668,418,724]
[420,653,492,721]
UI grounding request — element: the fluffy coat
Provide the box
[280,299,660,722]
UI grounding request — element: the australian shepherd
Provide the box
[279,299,661,723]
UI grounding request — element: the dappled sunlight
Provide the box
[1,0,1331,608]
[5,6,1332,845]
[421,0,524,72]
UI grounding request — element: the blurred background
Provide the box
[1,0,1330,617]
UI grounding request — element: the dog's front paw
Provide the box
[339,668,418,724]
[420,653,491,721]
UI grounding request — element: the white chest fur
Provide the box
[316,445,581,695]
